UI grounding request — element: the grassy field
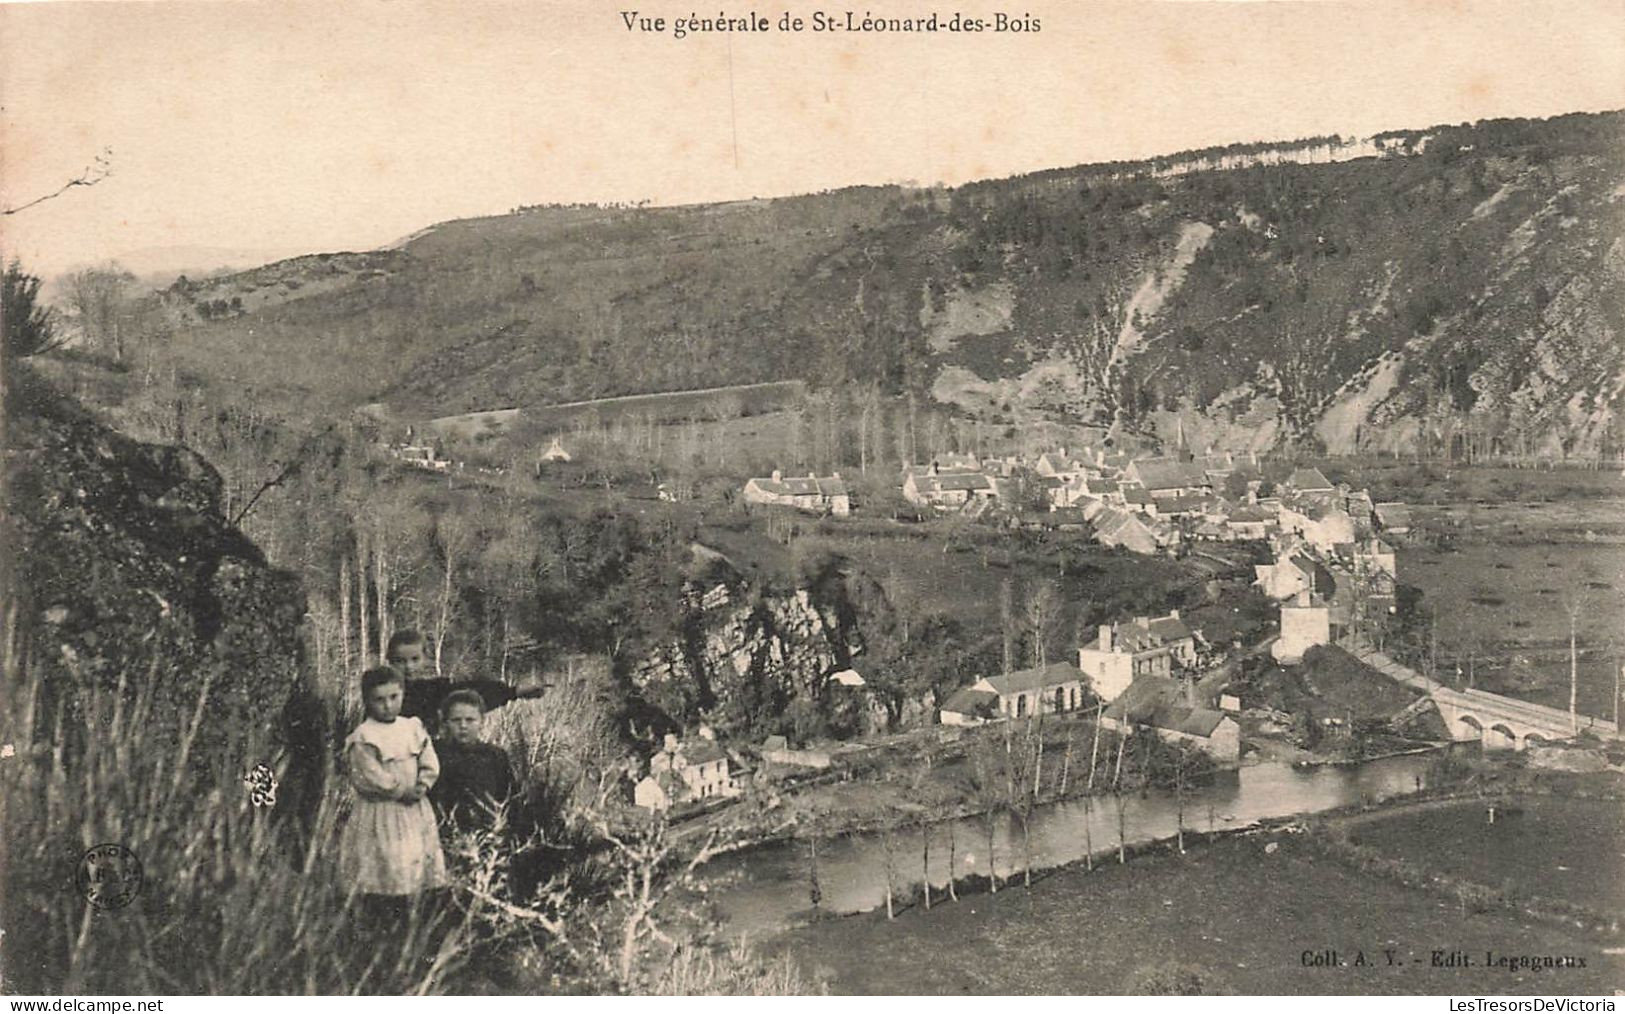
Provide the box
[1344,796,1624,913]
[775,800,1625,995]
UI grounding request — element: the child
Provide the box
[429,689,517,836]
[386,630,547,736]
[341,666,448,906]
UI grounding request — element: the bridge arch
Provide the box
[1524,732,1551,748]
[1485,723,1518,751]
[1457,714,1483,740]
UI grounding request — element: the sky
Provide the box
[1,0,1621,277]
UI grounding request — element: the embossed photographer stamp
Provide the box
[75,844,143,911]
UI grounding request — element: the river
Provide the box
[704,748,1453,939]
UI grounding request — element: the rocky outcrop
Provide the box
[6,376,308,779]
[632,582,860,734]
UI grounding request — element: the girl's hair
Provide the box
[361,666,403,695]
[440,688,486,718]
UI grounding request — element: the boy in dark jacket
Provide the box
[428,688,518,836]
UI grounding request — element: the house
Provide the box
[1253,553,1336,602]
[1077,610,1199,702]
[1373,502,1412,534]
[970,661,1089,718]
[1122,486,1156,514]
[1156,493,1211,520]
[392,444,450,472]
[633,771,682,812]
[1035,450,1090,481]
[1070,476,1125,507]
[1342,489,1376,532]
[1272,591,1332,664]
[540,436,572,463]
[743,470,852,516]
[1124,457,1210,501]
[1226,503,1277,540]
[902,466,996,510]
[1099,675,1241,761]
[939,686,1001,726]
[1093,506,1175,555]
[1285,467,1334,494]
[648,734,737,803]
[1278,497,1356,552]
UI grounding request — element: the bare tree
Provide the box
[1023,579,1063,669]
[63,263,138,363]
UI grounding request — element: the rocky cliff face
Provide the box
[6,373,308,777]
[631,581,861,735]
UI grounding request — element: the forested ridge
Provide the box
[158,110,1625,457]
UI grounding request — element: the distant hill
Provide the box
[161,110,1625,458]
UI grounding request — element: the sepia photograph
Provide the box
[1,0,1622,997]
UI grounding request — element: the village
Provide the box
[382,427,1420,820]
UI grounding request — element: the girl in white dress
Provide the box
[341,667,448,904]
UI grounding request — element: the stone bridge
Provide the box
[1351,643,1621,751]
[1429,685,1618,751]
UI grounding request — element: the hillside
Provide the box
[163,111,1625,457]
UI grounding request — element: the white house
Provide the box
[646,734,737,804]
[1077,610,1199,703]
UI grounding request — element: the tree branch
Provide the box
[2,149,113,217]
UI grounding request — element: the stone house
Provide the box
[971,661,1089,719]
[1099,674,1241,761]
[902,466,996,510]
[1077,610,1199,703]
[646,734,737,804]
[742,470,852,516]
[1124,457,1211,501]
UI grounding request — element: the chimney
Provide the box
[662,733,679,754]
[697,723,716,741]
[1098,624,1112,652]
[1134,616,1147,629]
[1168,608,1179,620]
[1184,673,1196,706]
[771,469,782,483]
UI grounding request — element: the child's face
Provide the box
[386,640,427,679]
[364,680,404,723]
[442,702,484,746]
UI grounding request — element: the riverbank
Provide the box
[771,768,1625,994]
